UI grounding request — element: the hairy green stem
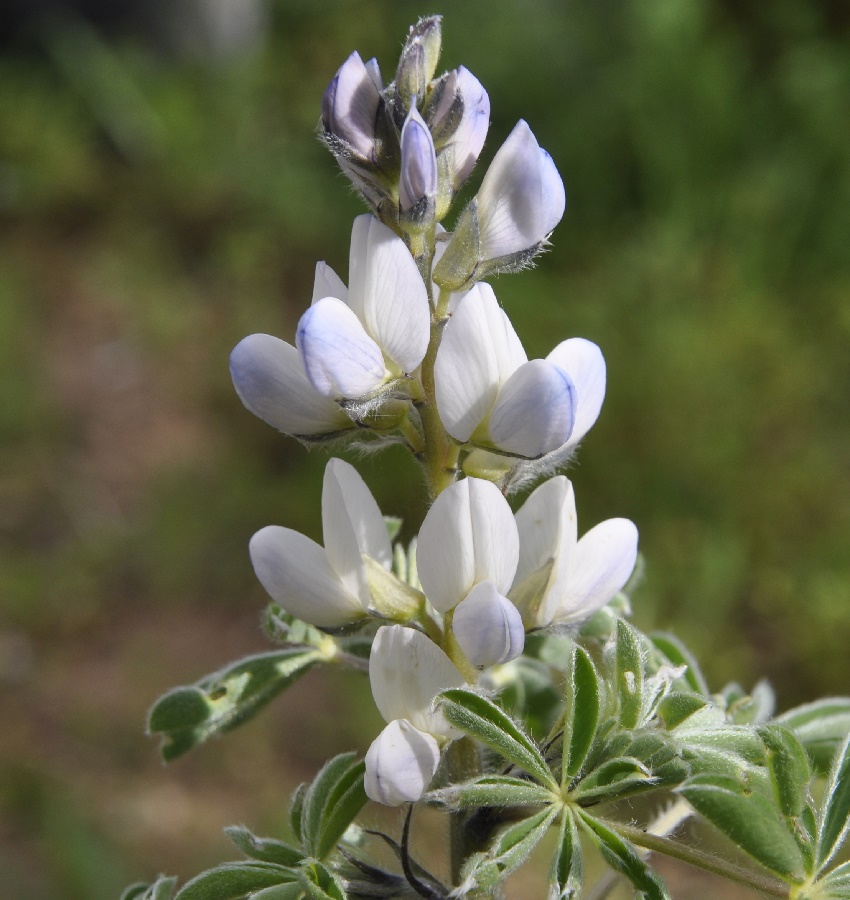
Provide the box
[601,816,790,898]
[445,737,482,886]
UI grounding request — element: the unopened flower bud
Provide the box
[427,67,490,191]
[399,107,438,219]
[322,51,382,161]
[394,16,442,115]
[365,719,440,806]
[453,581,525,668]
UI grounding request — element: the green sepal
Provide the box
[817,732,850,874]
[427,775,557,810]
[562,643,600,782]
[459,806,559,893]
[571,757,654,803]
[650,632,709,697]
[677,773,805,881]
[225,827,304,867]
[121,876,178,900]
[550,809,583,900]
[777,698,850,776]
[299,753,368,861]
[148,650,322,761]
[758,724,812,819]
[578,813,671,899]
[439,688,557,789]
[174,862,300,900]
[362,555,424,622]
[616,620,645,730]
[384,516,403,543]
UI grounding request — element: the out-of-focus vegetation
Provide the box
[0,0,848,896]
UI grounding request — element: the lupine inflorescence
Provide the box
[135,17,850,900]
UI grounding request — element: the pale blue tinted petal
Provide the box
[417,478,519,612]
[364,720,441,806]
[554,518,639,624]
[434,284,526,442]
[369,626,465,738]
[321,461,369,609]
[323,458,392,569]
[230,333,350,436]
[547,338,606,447]
[296,296,385,399]
[450,66,490,187]
[538,147,566,235]
[489,360,576,457]
[399,107,437,211]
[348,215,430,373]
[453,581,525,668]
[322,51,380,158]
[311,261,348,305]
[512,475,575,583]
[249,526,364,628]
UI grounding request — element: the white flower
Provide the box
[248,458,391,628]
[434,283,578,458]
[399,107,437,213]
[364,719,440,806]
[365,625,466,805]
[545,337,607,456]
[416,476,519,613]
[510,476,638,629]
[229,333,352,438]
[475,119,565,260]
[297,215,431,400]
[321,51,382,160]
[453,580,524,668]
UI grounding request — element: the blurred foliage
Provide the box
[0,0,848,896]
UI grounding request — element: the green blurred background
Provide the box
[1,0,848,896]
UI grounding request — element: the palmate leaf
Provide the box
[578,813,671,899]
[817,732,850,874]
[776,698,850,776]
[121,876,178,900]
[174,862,300,900]
[561,642,600,783]
[148,650,323,761]
[427,774,557,809]
[758,724,812,820]
[550,809,583,900]
[615,620,645,730]
[296,753,368,861]
[458,806,559,894]
[677,773,805,882]
[439,688,558,789]
[225,827,304,867]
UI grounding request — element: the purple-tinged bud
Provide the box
[399,107,438,216]
[427,67,490,190]
[322,51,381,160]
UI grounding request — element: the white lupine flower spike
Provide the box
[248,459,390,628]
[435,284,578,458]
[510,475,638,629]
